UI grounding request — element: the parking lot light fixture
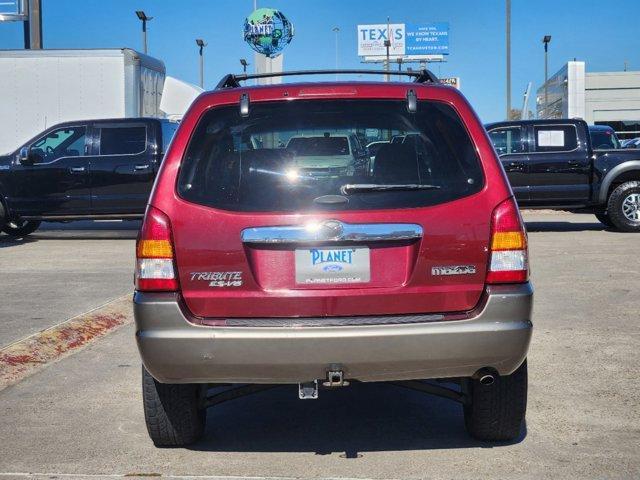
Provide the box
[543,35,552,116]
[135,11,153,54]
[240,58,249,73]
[196,39,207,89]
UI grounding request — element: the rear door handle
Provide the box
[567,161,581,167]
[69,166,86,173]
[134,164,150,171]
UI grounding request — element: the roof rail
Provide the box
[214,69,439,90]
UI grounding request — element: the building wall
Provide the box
[537,61,640,139]
[584,71,640,124]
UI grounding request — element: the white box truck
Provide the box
[0,48,166,154]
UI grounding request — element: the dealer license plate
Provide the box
[295,247,370,285]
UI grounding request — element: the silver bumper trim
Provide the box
[134,283,533,384]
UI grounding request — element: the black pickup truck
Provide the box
[0,117,178,237]
[485,119,640,231]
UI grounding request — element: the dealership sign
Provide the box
[357,23,449,57]
[244,7,294,58]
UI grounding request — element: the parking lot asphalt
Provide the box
[0,220,139,348]
[0,212,639,479]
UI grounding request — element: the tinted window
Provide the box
[31,126,86,162]
[488,127,526,155]
[590,129,620,150]
[178,100,484,213]
[99,126,146,155]
[533,125,578,152]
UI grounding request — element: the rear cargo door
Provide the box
[172,98,493,319]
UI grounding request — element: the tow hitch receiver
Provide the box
[298,380,318,400]
[323,369,349,387]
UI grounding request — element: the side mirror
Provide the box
[18,146,34,165]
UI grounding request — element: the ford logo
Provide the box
[323,264,343,272]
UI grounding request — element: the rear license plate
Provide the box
[295,247,370,285]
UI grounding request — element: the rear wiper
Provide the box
[340,183,441,195]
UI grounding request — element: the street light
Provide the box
[240,58,249,73]
[135,11,153,54]
[196,39,207,89]
[543,35,552,118]
[332,27,340,80]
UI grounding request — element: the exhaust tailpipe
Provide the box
[473,368,497,386]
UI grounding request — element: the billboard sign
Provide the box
[357,22,449,57]
[405,23,449,55]
[0,0,27,21]
[357,24,405,57]
[244,7,294,58]
[439,77,461,89]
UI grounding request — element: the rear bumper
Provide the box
[134,283,533,384]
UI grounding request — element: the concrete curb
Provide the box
[0,295,132,390]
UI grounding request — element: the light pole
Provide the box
[543,35,552,118]
[196,39,207,89]
[506,0,511,119]
[384,17,391,82]
[135,11,153,54]
[332,27,340,80]
[240,58,249,73]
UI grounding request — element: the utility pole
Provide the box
[332,27,340,80]
[543,35,551,118]
[384,17,391,82]
[136,11,153,54]
[23,0,43,49]
[506,0,511,119]
[196,39,207,89]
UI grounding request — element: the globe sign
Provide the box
[243,8,294,58]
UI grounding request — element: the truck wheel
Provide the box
[607,181,640,232]
[594,213,614,228]
[142,366,206,447]
[2,218,41,237]
[463,360,527,441]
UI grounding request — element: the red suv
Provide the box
[134,70,533,447]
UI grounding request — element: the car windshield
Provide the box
[178,99,484,212]
[287,136,349,156]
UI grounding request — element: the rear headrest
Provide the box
[373,143,419,183]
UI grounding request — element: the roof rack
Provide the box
[214,69,439,90]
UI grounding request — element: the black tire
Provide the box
[464,360,527,441]
[607,181,640,232]
[594,213,614,228]
[142,366,206,447]
[2,218,41,237]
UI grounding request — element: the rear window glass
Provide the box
[533,125,577,152]
[178,100,483,212]
[99,126,146,155]
[590,129,620,150]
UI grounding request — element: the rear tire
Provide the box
[607,181,640,232]
[142,366,206,447]
[595,213,614,228]
[464,360,527,441]
[2,218,41,237]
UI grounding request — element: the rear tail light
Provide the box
[486,198,529,284]
[135,206,179,291]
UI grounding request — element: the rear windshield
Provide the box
[178,100,483,212]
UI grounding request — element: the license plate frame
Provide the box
[295,246,371,285]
